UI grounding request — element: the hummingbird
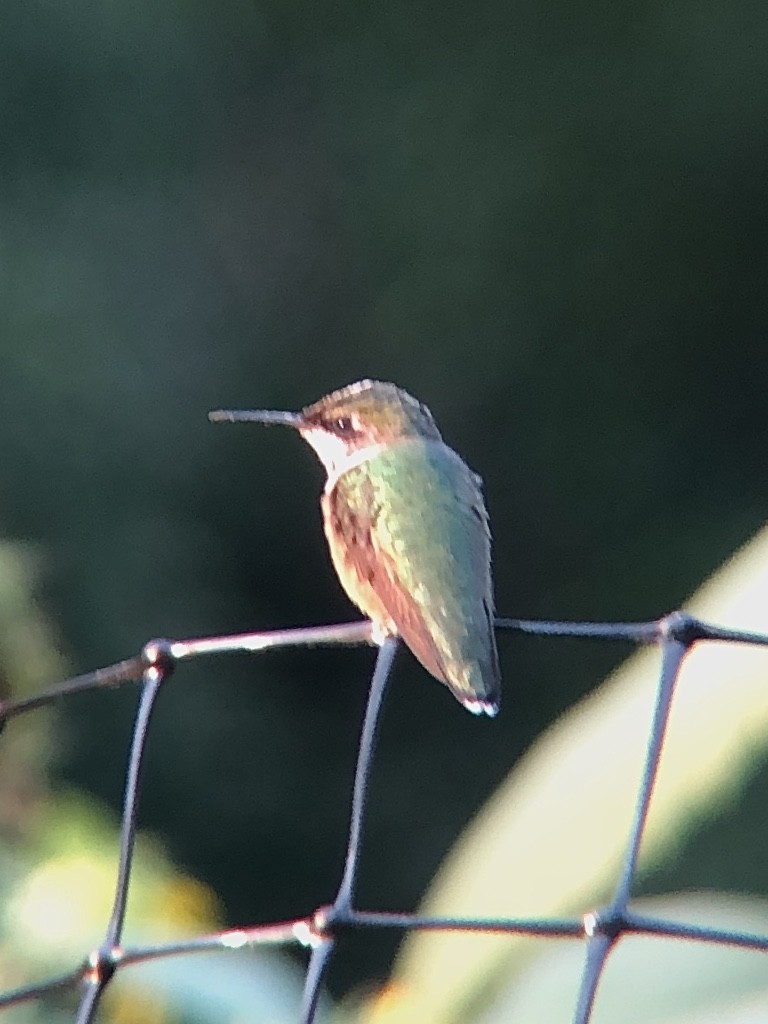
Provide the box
[209,380,501,716]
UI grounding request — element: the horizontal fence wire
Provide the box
[0,611,767,1022]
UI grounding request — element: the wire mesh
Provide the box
[0,610,767,1022]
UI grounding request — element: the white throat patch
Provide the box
[300,428,387,493]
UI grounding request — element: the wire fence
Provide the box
[0,610,767,1023]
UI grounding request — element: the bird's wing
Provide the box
[324,441,500,710]
[324,462,451,681]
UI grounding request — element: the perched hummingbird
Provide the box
[209,380,501,716]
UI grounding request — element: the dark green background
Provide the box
[2,0,767,995]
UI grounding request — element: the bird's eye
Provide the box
[333,416,355,435]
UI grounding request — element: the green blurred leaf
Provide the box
[477,894,768,1024]
[361,526,768,1022]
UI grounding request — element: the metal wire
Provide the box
[0,610,765,1022]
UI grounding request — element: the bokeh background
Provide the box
[2,0,768,1016]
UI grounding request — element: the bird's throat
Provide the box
[299,429,389,493]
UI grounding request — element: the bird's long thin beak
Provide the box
[208,409,302,427]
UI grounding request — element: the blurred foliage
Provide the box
[362,894,768,1024]
[1,0,768,1010]
[474,894,768,1024]
[360,528,768,1021]
[0,545,320,1022]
